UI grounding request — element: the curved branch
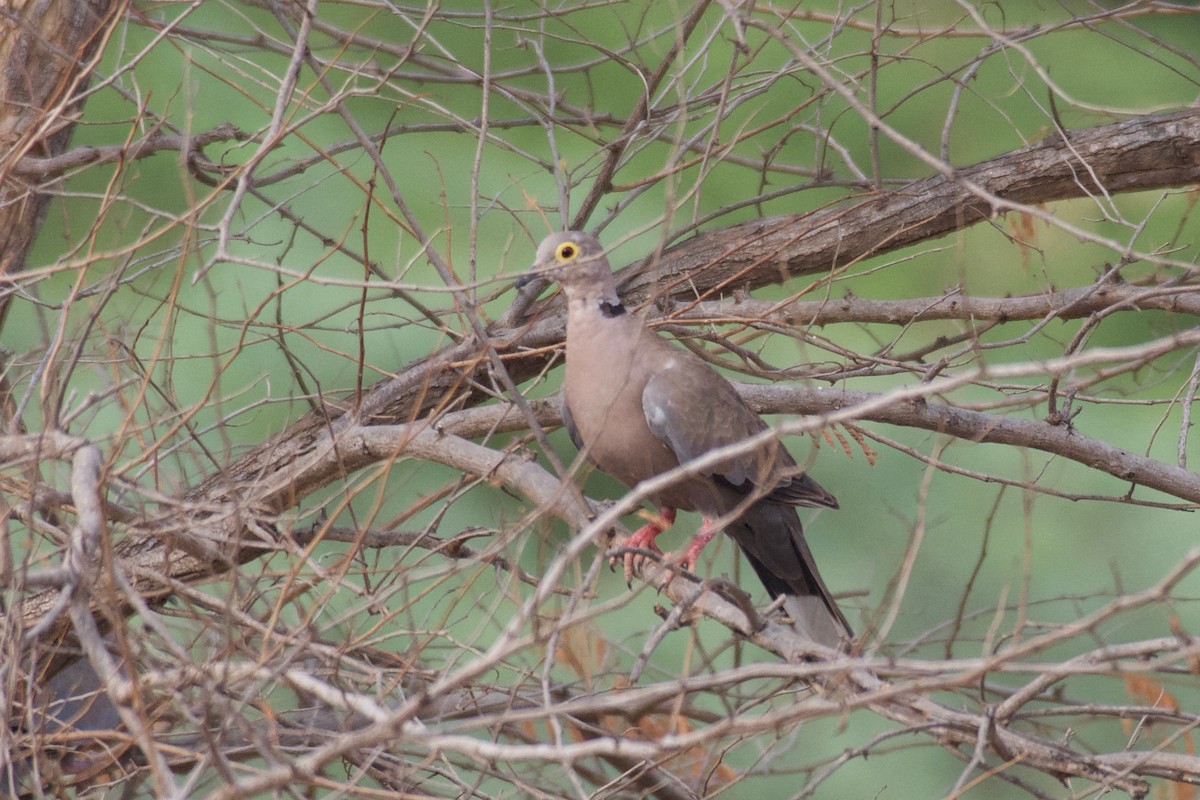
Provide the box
[9,123,248,179]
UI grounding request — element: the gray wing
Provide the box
[641,360,776,490]
[642,359,837,508]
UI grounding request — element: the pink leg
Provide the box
[655,517,720,587]
[622,508,676,584]
[679,517,720,572]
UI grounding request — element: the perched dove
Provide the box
[522,231,851,648]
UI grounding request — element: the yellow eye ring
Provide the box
[555,242,578,261]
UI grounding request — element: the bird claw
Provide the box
[611,509,676,586]
[634,549,698,591]
[612,515,706,588]
[639,531,707,588]
[618,540,663,587]
[653,550,691,591]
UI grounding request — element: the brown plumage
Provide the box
[524,231,851,648]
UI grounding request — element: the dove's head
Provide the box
[516,231,613,293]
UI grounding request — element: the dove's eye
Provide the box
[556,242,577,261]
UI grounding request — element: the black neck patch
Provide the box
[599,301,626,317]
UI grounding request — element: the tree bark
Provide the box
[0,0,121,313]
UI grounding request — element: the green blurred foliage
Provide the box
[7,1,1200,796]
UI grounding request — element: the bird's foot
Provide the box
[617,508,676,586]
[646,549,692,589]
[680,521,719,570]
[650,521,719,588]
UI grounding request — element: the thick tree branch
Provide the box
[609,109,1200,308]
